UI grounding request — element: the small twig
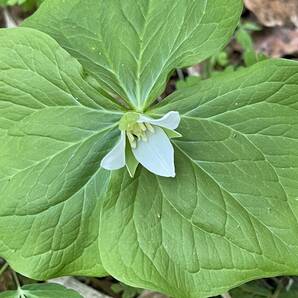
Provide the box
[0,263,9,276]
[3,8,17,28]
[221,293,232,298]
[286,278,294,291]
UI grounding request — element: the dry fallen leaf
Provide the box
[245,0,298,27]
[254,27,298,57]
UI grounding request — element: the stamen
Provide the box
[138,123,147,131]
[127,132,135,143]
[127,132,137,149]
[131,140,137,149]
[141,131,148,142]
[119,113,159,149]
[145,123,154,133]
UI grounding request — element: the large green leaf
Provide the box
[99,59,298,298]
[0,283,82,298]
[0,28,123,278]
[24,0,242,111]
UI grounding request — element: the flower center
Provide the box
[119,112,154,149]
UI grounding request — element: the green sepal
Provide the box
[125,142,139,178]
[163,128,182,139]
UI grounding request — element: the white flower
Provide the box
[100,111,181,177]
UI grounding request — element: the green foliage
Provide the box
[235,21,267,67]
[230,281,272,298]
[202,51,236,79]
[280,284,298,298]
[111,283,143,298]
[101,59,298,297]
[0,27,121,278]
[176,75,201,90]
[0,1,298,298]
[0,283,82,298]
[23,0,241,111]
[189,21,267,83]
[0,0,43,13]
[230,279,298,298]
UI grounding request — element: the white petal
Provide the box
[132,127,175,177]
[138,111,180,130]
[100,132,126,170]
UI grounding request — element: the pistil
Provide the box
[119,112,153,149]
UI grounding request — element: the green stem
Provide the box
[0,263,8,276]
[221,293,232,298]
[11,270,21,289]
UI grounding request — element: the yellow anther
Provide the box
[127,132,135,143]
[141,131,148,142]
[145,123,154,133]
[127,132,137,149]
[131,140,137,149]
[138,123,147,131]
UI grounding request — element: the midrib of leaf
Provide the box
[104,172,178,295]
[2,40,125,111]
[24,0,243,114]
[178,67,298,119]
[12,46,79,98]
[142,0,208,109]
[182,88,296,119]
[133,0,151,110]
[75,10,136,110]
[46,170,97,252]
[140,2,180,108]
[0,103,123,131]
[107,1,210,110]
[1,122,117,187]
[154,166,293,298]
[61,42,135,110]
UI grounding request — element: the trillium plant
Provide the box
[1,0,298,298]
